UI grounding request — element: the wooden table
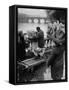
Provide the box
[17,47,55,82]
[18,47,54,70]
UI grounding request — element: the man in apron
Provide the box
[36,27,44,48]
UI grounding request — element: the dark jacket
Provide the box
[37,30,44,48]
[17,35,26,61]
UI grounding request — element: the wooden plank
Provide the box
[24,59,45,66]
[18,47,56,68]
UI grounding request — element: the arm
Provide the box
[47,34,65,45]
